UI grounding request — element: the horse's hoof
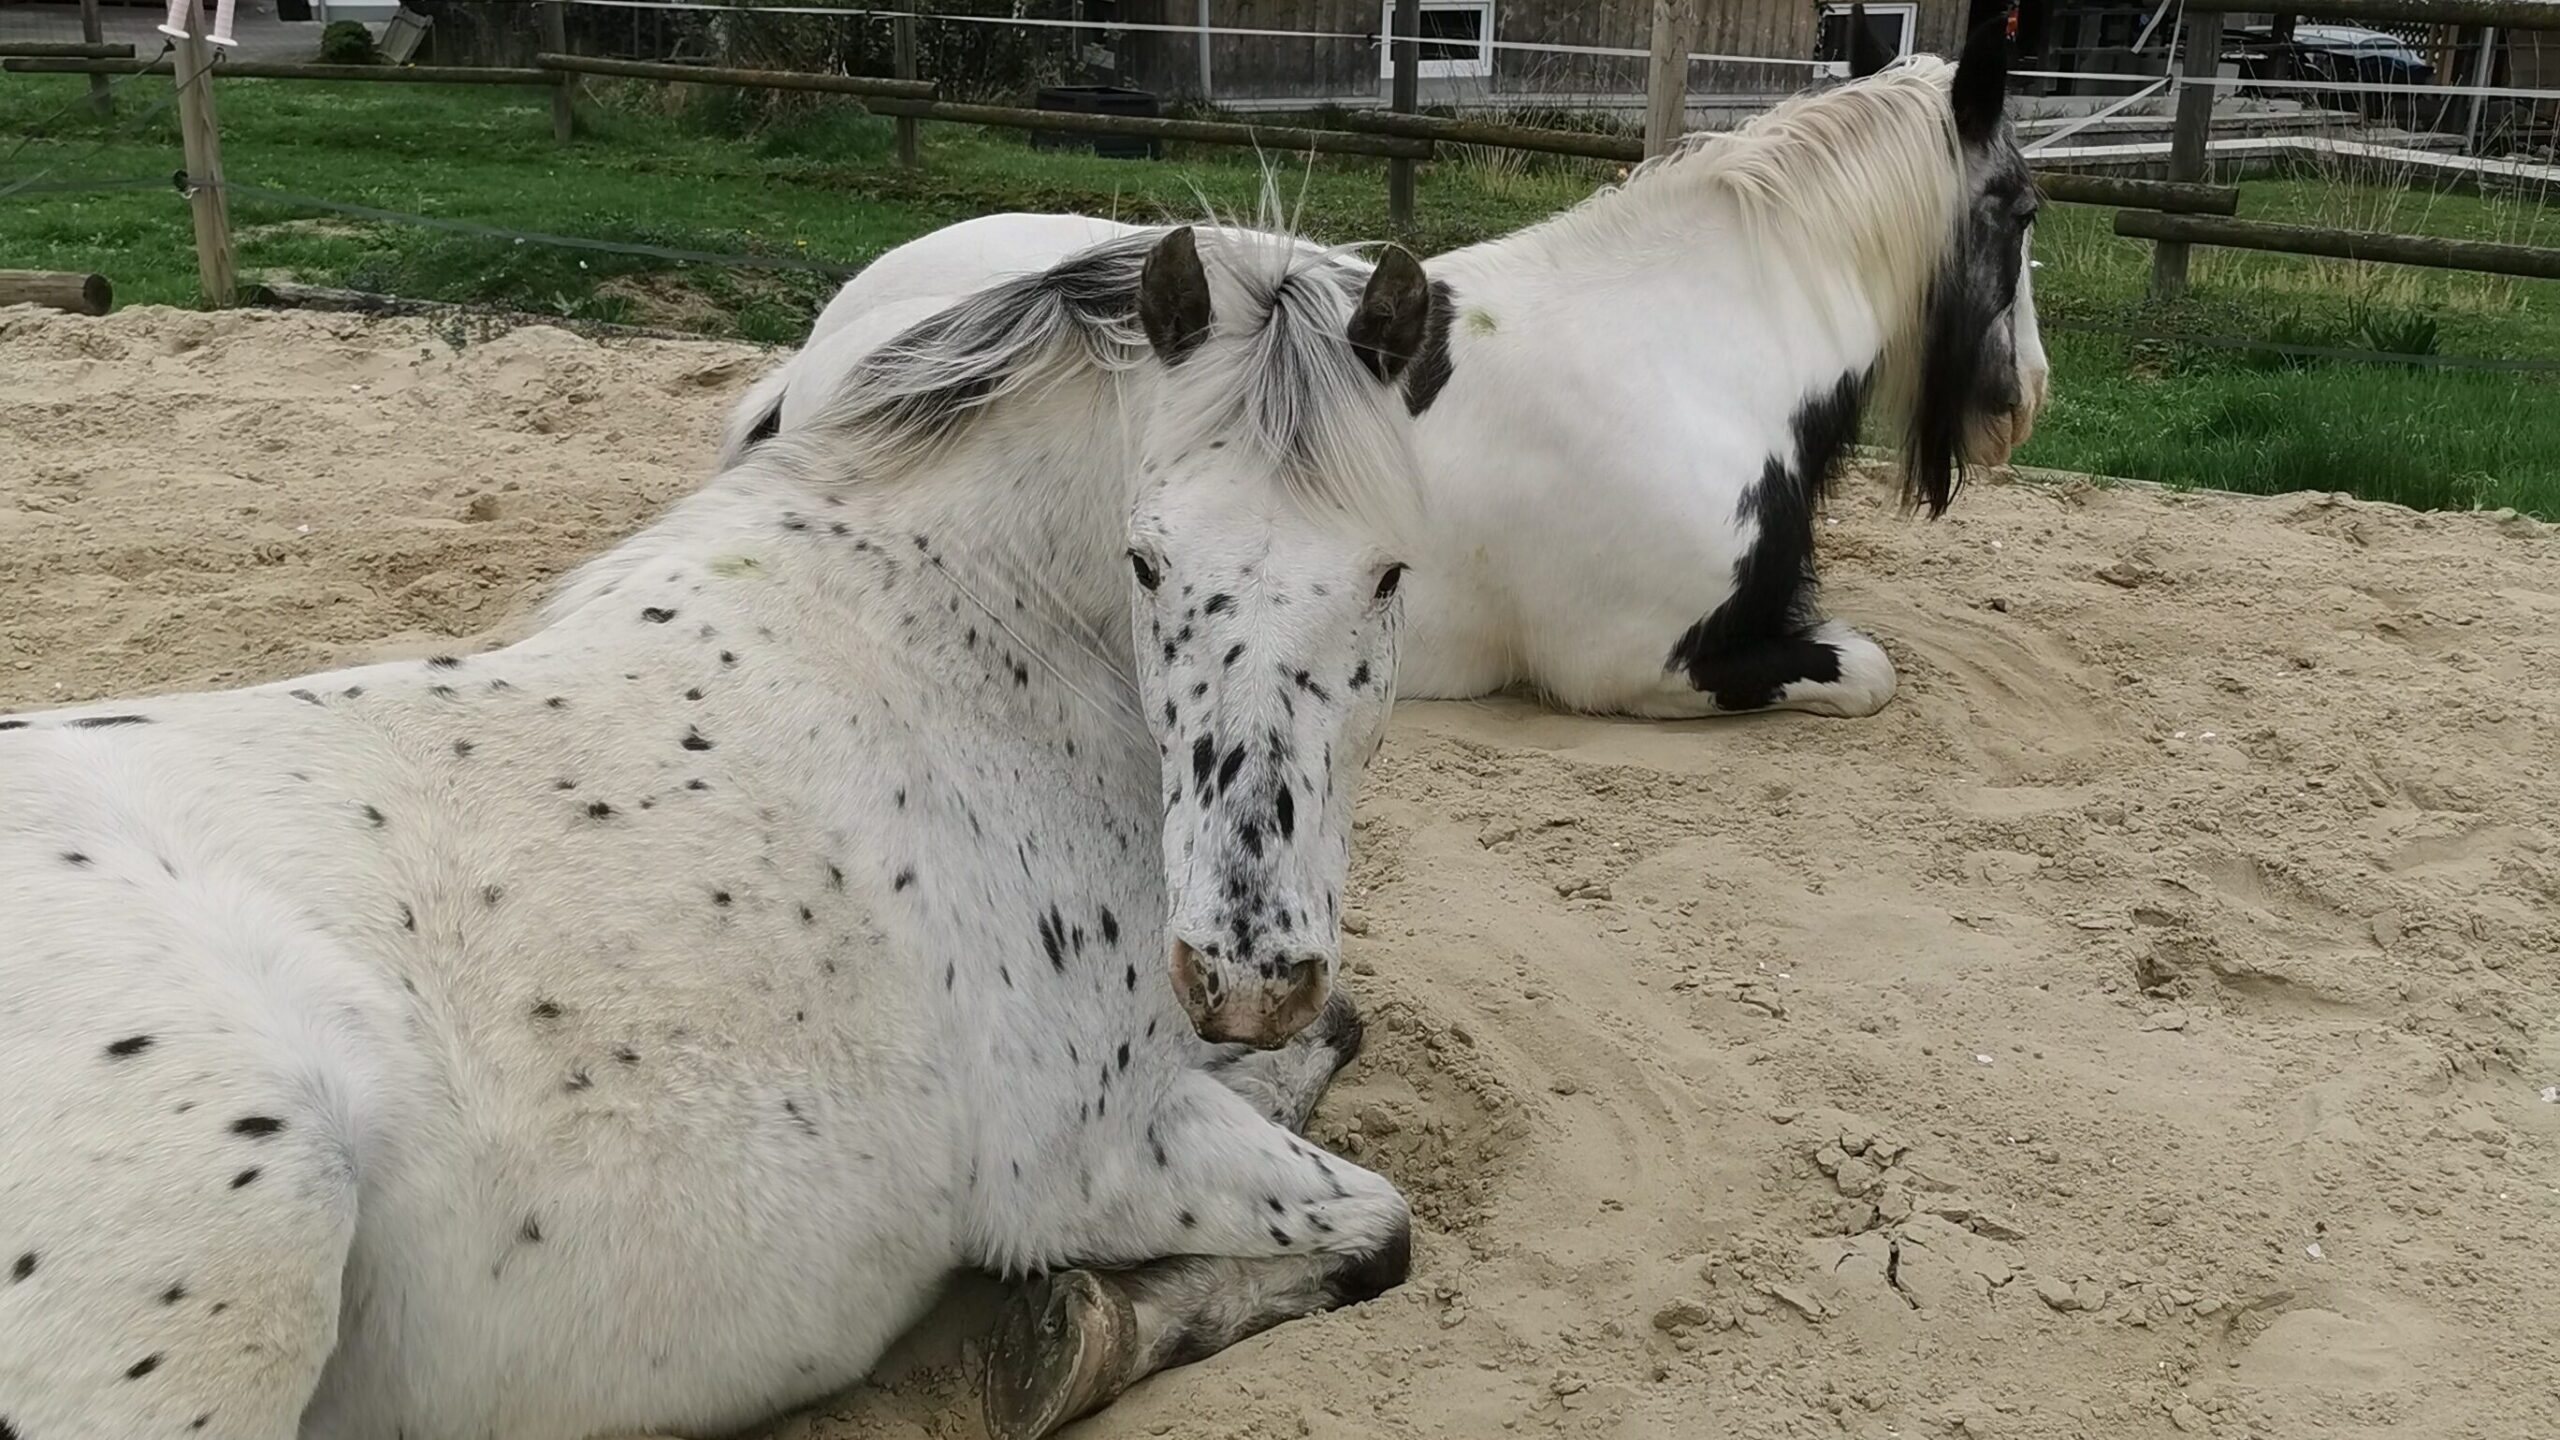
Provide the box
[982,1269,1136,1440]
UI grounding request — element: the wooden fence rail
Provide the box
[5,57,555,84]
[2148,0,2560,297]
[2116,210,2560,281]
[855,96,1436,161]
[1339,111,2243,215]
[0,41,137,60]
[533,53,933,101]
[3,9,2545,316]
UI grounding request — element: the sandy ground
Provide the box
[5,304,2558,1440]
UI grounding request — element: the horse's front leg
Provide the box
[977,1069,1410,1440]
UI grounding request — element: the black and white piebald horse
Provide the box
[725,9,2046,719]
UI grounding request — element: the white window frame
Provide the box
[1813,1,1918,79]
[1380,0,1496,81]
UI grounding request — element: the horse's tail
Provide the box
[806,232,1157,475]
[717,361,796,471]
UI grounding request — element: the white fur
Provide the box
[731,59,2051,720]
[0,230,1418,1440]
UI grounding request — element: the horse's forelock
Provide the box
[1151,236,1426,544]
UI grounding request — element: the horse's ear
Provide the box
[1139,226,1214,366]
[1950,8,2011,145]
[1846,3,1893,78]
[1347,244,1431,384]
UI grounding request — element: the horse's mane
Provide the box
[1512,58,1967,364]
[798,218,1421,537]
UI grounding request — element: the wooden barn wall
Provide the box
[1116,0,1375,104]
[1116,0,1972,107]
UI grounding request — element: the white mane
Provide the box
[1514,57,1968,365]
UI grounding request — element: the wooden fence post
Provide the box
[80,0,110,115]
[173,0,236,306]
[1644,0,1700,158]
[1387,0,1419,232]
[2463,24,2496,152]
[2148,3,2224,300]
[540,1,576,141]
[893,14,920,168]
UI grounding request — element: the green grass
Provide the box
[2018,170,2560,515]
[0,75,1588,339]
[3,72,2555,514]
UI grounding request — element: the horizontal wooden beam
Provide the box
[0,41,137,59]
[1340,113,2240,213]
[2036,171,2240,216]
[1343,111,1646,162]
[0,269,113,314]
[2182,0,2560,28]
[2114,209,2560,280]
[3,57,555,83]
[533,53,935,100]
[859,97,1438,160]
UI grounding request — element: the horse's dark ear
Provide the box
[1139,226,1214,366]
[1347,244,1431,384]
[1950,11,2011,145]
[1846,3,1893,78]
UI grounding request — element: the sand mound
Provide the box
[7,305,2556,1440]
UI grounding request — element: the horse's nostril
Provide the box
[1170,939,1214,1024]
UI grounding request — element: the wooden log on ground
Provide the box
[2115,209,2560,280]
[535,53,935,100]
[2182,0,2560,29]
[857,97,1437,160]
[2035,171,2240,216]
[0,271,113,315]
[0,41,136,59]
[3,58,556,84]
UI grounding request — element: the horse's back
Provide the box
[0,706,401,1438]
[808,212,1142,348]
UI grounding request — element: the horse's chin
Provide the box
[1962,405,2038,470]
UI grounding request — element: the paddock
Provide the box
[3,301,2555,1439]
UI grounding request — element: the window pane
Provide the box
[1417,6,1484,64]
[1815,7,1907,61]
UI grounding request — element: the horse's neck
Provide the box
[1449,163,1903,386]
[539,377,1150,804]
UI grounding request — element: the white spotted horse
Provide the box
[726,9,2048,721]
[0,225,1439,1440]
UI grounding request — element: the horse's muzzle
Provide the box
[1170,939,1331,1049]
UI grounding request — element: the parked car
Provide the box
[2221,23,2437,119]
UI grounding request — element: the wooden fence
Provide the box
[5,0,2556,313]
[2147,0,2560,297]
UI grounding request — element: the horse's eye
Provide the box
[1372,564,1407,602]
[1129,550,1163,592]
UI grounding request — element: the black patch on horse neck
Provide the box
[1665,373,1866,710]
[1401,279,1458,416]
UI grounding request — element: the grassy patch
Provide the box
[2019,171,2560,515]
[3,73,2554,514]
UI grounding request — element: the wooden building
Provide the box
[1107,0,1980,112]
